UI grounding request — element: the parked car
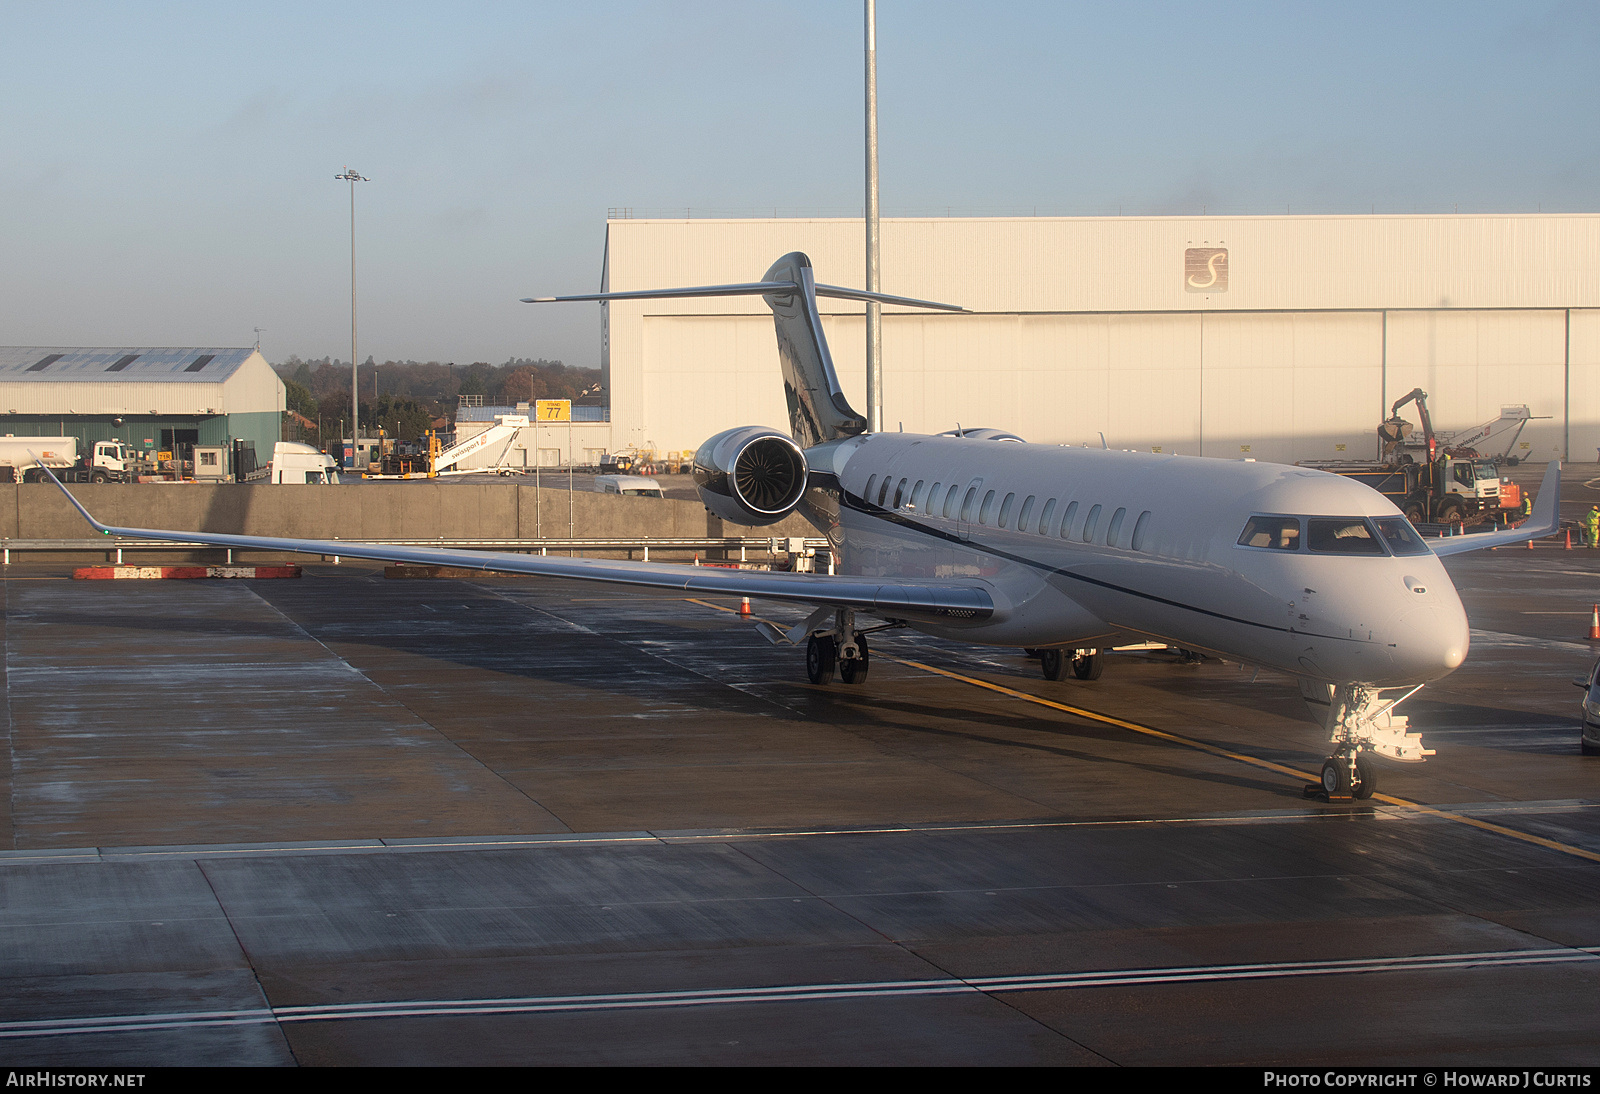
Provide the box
[1572,660,1600,755]
[593,474,664,498]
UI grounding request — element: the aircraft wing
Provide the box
[1430,460,1561,557]
[40,468,995,624]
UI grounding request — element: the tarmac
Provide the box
[1,499,1598,1065]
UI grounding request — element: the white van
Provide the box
[593,474,664,498]
[269,442,341,484]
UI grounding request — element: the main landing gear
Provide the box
[1037,648,1103,681]
[805,609,871,686]
[1302,682,1431,802]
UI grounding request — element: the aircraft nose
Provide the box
[1387,602,1470,682]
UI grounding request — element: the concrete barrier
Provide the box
[6,482,818,563]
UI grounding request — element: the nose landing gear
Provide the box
[1314,748,1378,801]
[1303,683,1423,802]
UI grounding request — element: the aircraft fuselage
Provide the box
[801,433,1469,689]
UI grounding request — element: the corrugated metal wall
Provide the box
[609,216,1600,461]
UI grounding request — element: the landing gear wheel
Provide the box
[1353,752,1378,799]
[1040,649,1066,681]
[1320,757,1350,797]
[1071,650,1103,681]
[805,634,837,685]
[840,634,870,684]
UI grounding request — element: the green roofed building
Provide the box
[0,347,285,463]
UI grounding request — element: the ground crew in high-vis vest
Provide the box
[1587,505,1599,549]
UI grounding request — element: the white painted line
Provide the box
[4,947,1595,1040]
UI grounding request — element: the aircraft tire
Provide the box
[1353,753,1378,799]
[1040,649,1066,680]
[840,634,870,684]
[1071,650,1103,681]
[806,634,837,685]
[1320,757,1350,797]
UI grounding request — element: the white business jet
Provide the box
[44,252,1559,801]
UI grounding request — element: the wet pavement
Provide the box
[0,543,1596,1065]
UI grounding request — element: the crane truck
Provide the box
[1301,388,1512,526]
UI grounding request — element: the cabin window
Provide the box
[1106,507,1127,546]
[878,478,891,506]
[998,492,1016,528]
[863,475,877,502]
[944,484,960,518]
[892,478,907,509]
[1372,517,1431,556]
[1017,495,1035,531]
[978,490,997,525]
[1081,504,1102,543]
[960,486,979,521]
[1307,518,1387,555]
[910,480,927,510]
[1131,511,1153,551]
[1037,498,1056,534]
[1059,500,1078,538]
[1236,516,1301,550]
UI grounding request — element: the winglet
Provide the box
[1431,461,1561,557]
[33,457,114,535]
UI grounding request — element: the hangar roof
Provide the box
[0,348,253,384]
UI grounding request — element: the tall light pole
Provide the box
[335,167,368,467]
[864,1,882,434]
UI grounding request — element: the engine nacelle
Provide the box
[693,426,808,526]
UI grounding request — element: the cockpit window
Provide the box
[1236,516,1301,550]
[1372,517,1432,556]
[1307,518,1387,555]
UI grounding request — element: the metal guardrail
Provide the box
[0,536,834,565]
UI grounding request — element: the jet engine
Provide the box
[693,426,808,526]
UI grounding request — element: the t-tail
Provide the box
[523,251,963,448]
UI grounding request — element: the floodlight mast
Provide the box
[864,0,882,434]
[335,168,369,467]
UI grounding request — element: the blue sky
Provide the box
[2,1,1596,369]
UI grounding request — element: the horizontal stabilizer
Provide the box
[524,282,965,312]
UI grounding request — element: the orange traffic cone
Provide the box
[739,596,751,617]
[693,553,700,567]
[1588,605,1599,641]
[1566,529,1572,550]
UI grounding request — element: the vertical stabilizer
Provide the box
[761,252,865,449]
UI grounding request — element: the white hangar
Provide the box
[590,214,1600,465]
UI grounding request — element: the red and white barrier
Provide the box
[73,565,301,580]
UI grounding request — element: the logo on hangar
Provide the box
[1185,247,1228,292]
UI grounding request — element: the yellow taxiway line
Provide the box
[687,597,1600,866]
